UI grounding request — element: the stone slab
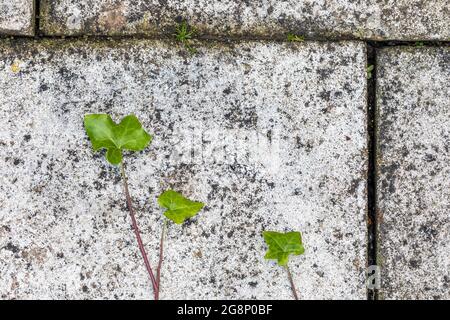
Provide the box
[39,0,450,40]
[0,0,34,36]
[377,47,450,299]
[0,40,368,299]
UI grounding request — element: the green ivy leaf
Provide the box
[158,190,204,224]
[84,114,152,165]
[263,231,305,266]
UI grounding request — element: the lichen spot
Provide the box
[98,4,126,31]
[11,60,21,73]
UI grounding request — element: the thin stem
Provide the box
[285,265,299,300]
[155,218,168,300]
[120,162,158,299]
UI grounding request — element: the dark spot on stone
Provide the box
[381,162,400,193]
[248,281,258,288]
[57,252,64,258]
[93,180,105,190]
[348,179,360,194]
[46,161,55,172]
[98,170,108,179]
[13,158,22,166]
[419,224,438,240]
[223,87,231,95]
[409,259,421,269]
[319,90,331,100]
[4,242,20,253]
[67,149,80,162]
[39,84,49,92]
[23,134,31,142]
[266,130,272,143]
[82,285,89,293]
[424,154,437,162]
[317,68,334,80]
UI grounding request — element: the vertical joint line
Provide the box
[366,43,379,300]
[34,0,41,37]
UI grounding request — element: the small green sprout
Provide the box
[415,41,425,47]
[263,231,305,300]
[287,33,305,42]
[367,64,375,80]
[174,21,197,54]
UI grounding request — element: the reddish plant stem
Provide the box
[285,265,299,300]
[120,163,158,299]
[155,219,167,300]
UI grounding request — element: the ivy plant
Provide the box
[155,190,204,298]
[263,231,305,300]
[84,114,204,300]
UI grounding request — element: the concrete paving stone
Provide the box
[0,0,34,36]
[39,0,450,40]
[377,47,450,300]
[0,40,368,299]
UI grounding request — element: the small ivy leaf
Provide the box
[158,190,204,224]
[84,114,152,165]
[263,231,305,266]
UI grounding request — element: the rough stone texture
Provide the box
[40,0,450,40]
[0,40,368,299]
[0,0,34,36]
[377,47,450,300]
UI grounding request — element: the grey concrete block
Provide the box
[0,40,368,299]
[0,0,34,36]
[40,0,450,40]
[377,47,450,300]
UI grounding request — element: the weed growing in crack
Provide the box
[174,21,197,54]
[287,33,305,42]
[263,231,305,300]
[367,64,375,80]
[84,114,204,299]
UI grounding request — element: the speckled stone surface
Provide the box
[0,40,368,299]
[39,0,450,40]
[377,47,450,300]
[0,0,34,36]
